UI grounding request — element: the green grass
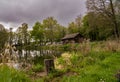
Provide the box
[60,52,120,82]
[39,51,120,82]
[0,65,31,82]
[1,41,119,82]
[32,64,44,72]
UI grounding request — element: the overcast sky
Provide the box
[0,0,86,29]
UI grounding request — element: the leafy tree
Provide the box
[31,22,44,44]
[21,23,29,45]
[16,27,22,45]
[15,23,29,46]
[16,23,29,47]
[43,17,58,44]
[68,22,78,34]
[31,17,66,44]
[15,23,30,61]
[54,25,66,42]
[86,0,120,39]
[82,11,115,41]
[67,15,83,34]
[82,12,99,40]
[75,15,82,32]
[0,24,9,53]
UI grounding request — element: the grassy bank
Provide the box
[0,65,31,82]
[38,40,120,82]
[0,41,120,82]
[37,51,120,82]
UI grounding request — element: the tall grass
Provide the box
[0,65,31,82]
[55,51,120,82]
[1,40,118,82]
[32,40,120,82]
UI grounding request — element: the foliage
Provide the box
[86,0,120,39]
[68,22,78,34]
[31,22,44,42]
[30,17,66,45]
[67,16,82,34]
[82,12,114,41]
[0,25,8,53]
[43,17,60,43]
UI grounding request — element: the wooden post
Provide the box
[44,59,55,75]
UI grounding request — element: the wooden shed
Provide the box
[61,33,84,44]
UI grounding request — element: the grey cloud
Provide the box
[0,0,86,28]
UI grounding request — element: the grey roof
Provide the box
[62,33,82,40]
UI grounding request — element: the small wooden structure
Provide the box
[44,59,55,75]
[61,33,84,44]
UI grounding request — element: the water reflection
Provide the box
[15,49,62,61]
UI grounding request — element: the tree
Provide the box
[21,23,29,45]
[0,24,9,53]
[86,0,120,39]
[43,17,58,44]
[82,11,115,41]
[68,22,78,34]
[16,23,29,46]
[15,23,30,61]
[31,21,44,46]
[16,23,29,47]
[115,0,120,34]
[67,15,82,34]
[75,15,82,32]
[9,28,13,56]
[54,24,66,42]
[82,12,100,40]
[31,17,66,44]
[109,0,119,38]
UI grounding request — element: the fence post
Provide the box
[44,59,55,75]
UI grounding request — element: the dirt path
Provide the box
[30,71,47,81]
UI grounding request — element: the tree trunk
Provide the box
[109,0,119,39]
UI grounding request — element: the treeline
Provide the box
[10,16,82,47]
[0,0,120,51]
[85,0,120,40]
[13,0,120,45]
[0,24,9,53]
